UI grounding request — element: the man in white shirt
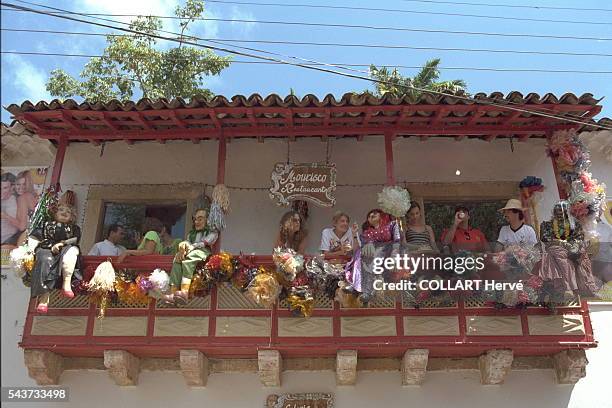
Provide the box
[320,211,358,256]
[497,199,538,248]
[88,224,126,256]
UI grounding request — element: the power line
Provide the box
[5,51,612,74]
[2,1,609,131]
[395,0,612,12]
[3,28,611,58]
[193,0,612,25]
[1,7,611,41]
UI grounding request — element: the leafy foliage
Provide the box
[46,0,231,102]
[368,58,467,99]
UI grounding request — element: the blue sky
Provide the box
[1,0,611,123]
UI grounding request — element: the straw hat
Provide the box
[498,198,526,212]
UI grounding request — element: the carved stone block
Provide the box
[401,349,429,386]
[553,350,588,384]
[24,350,64,385]
[103,350,140,386]
[258,350,282,387]
[336,350,358,386]
[479,349,513,385]
[180,350,209,387]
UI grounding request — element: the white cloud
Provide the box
[1,54,52,103]
[71,0,181,34]
[228,6,257,38]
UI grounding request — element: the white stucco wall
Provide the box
[48,135,604,254]
[2,131,610,407]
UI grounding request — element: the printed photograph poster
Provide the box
[1,167,49,266]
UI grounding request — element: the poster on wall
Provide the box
[269,162,337,207]
[1,167,49,266]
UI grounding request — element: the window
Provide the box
[424,200,506,243]
[101,202,187,249]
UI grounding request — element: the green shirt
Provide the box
[137,231,163,254]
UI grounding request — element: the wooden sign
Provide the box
[266,393,334,408]
[269,163,336,207]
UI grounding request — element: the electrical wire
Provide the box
[1,6,611,41]
[4,51,611,74]
[394,0,612,12]
[186,0,612,26]
[3,28,611,58]
[2,1,610,130]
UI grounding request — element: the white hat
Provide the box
[498,198,526,212]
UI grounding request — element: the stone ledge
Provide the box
[29,354,580,386]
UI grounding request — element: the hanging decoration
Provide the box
[272,247,305,283]
[547,129,607,241]
[88,260,116,318]
[207,184,230,232]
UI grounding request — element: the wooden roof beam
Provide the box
[501,111,523,126]
[21,113,46,131]
[101,112,120,131]
[167,111,187,129]
[208,109,222,129]
[59,111,82,131]
[430,108,449,126]
[465,109,486,126]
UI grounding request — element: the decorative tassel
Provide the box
[88,261,116,318]
[207,202,226,231]
[211,184,230,213]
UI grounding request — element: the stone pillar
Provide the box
[401,349,429,386]
[103,350,140,386]
[336,350,358,386]
[23,350,64,385]
[553,349,588,384]
[180,350,209,387]
[258,350,282,387]
[479,349,513,385]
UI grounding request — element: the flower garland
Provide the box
[548,129,607,241]
[552,218,570,241]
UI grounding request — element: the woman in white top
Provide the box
[320,211,358,256]
[497,199,538,248]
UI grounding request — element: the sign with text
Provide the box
[269,163,336,207]
[266,393,334,408]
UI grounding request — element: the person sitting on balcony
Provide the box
[275,210,307,254]
[320,211,357,257]
[160,223,181,255]
[496,199,538,249]
[28,198,82,313]
[117,217,163,262]
[162,208,218,305]
[345,209,401,304]
[441,205,488,253]
[88,224,126,256]
[405,202,438,253]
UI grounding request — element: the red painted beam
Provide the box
[49,136,68,190]
[34,124,577,142]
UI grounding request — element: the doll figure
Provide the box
[28,201,82,313]
[345,209,401,303]
[538,201,602,297]
[162,208,218,305]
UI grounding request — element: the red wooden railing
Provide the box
[20,255,597,359]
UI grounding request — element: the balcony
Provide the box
[20,255,596,387]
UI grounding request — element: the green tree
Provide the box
[46,0,231,102]
[368,58,467,99]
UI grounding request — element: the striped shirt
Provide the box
[405,227,432,247]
